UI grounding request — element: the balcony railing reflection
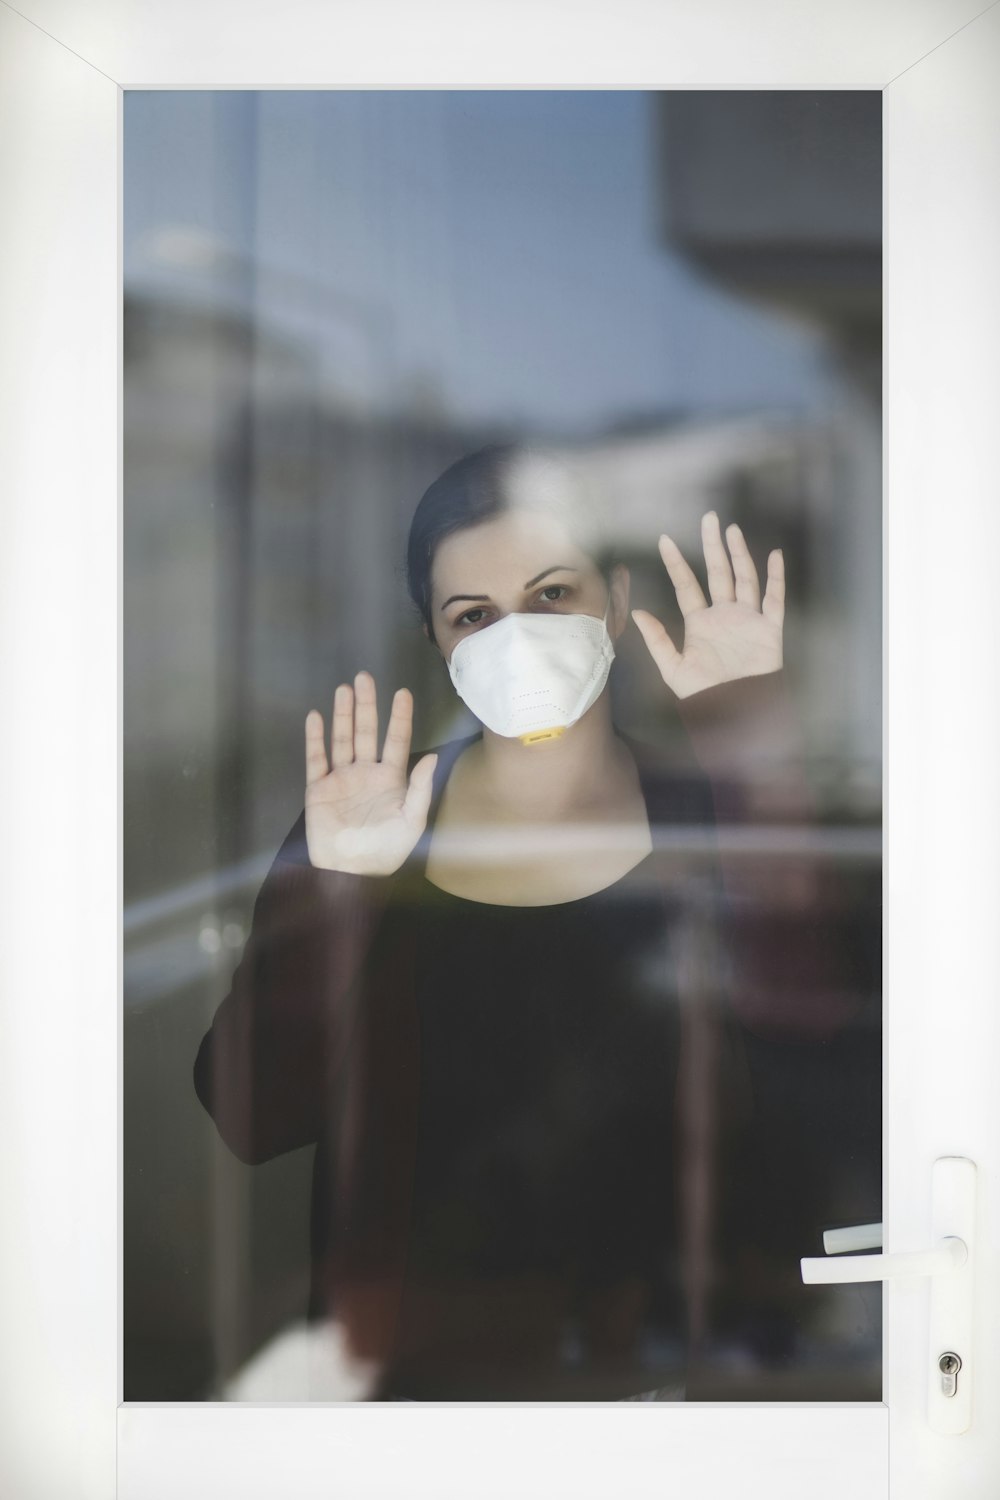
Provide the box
[124,823,879,1012]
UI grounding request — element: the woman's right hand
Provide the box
[304,671,439,876]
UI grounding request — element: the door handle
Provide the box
[800,1234,966,1283]
[799,1156,976,1435]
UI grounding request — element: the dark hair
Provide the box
[406,441,612,645]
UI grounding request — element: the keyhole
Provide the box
[938,1351,961,1396]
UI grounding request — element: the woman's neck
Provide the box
[463,695,632,821]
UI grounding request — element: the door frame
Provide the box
[2,2,997,1496]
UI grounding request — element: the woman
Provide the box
[195,442,863,1401]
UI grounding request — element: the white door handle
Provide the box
[800,1234,967,1284]
[799,1156,977,1435]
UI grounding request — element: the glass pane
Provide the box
[124,89,881,1402]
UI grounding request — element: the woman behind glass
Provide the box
[196,442,856,1401]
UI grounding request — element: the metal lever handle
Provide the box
[801,1234,967,1284]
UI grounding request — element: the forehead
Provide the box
[430,508,594,595]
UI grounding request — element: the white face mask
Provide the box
[446,598,616,745]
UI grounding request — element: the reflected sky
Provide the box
[124,90,837,432]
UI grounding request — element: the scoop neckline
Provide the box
[414,726,660,910]
[417,847,655,911]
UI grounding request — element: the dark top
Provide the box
[376,848,686,1399]
[194,673,872,1401]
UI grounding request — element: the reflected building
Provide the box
[653,90,882,791]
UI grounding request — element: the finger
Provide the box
[381,687,415,776]
[402,753,438,833]
[657,533,707,618]
[353,670,379,763]
[762,549,785,629]
[702,511,735,605]
[305,710,329,786]
[331,683,355,769]
[631,608,683,692]
[725,522,761,610]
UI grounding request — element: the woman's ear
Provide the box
[609,563,631,641]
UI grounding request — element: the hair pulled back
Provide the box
[406,441,610,645]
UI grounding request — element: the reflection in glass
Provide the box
[124,90,881,1402]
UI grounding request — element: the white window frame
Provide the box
[1,3,997,1497]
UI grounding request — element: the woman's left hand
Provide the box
[631,511,784,700]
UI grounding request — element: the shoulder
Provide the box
[617,728,715,827]
[274,807,310,867]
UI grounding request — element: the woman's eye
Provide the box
[454,586,568,628]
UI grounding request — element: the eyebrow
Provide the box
[440,566,579,612]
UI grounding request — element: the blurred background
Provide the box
[124,90,881,1401]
